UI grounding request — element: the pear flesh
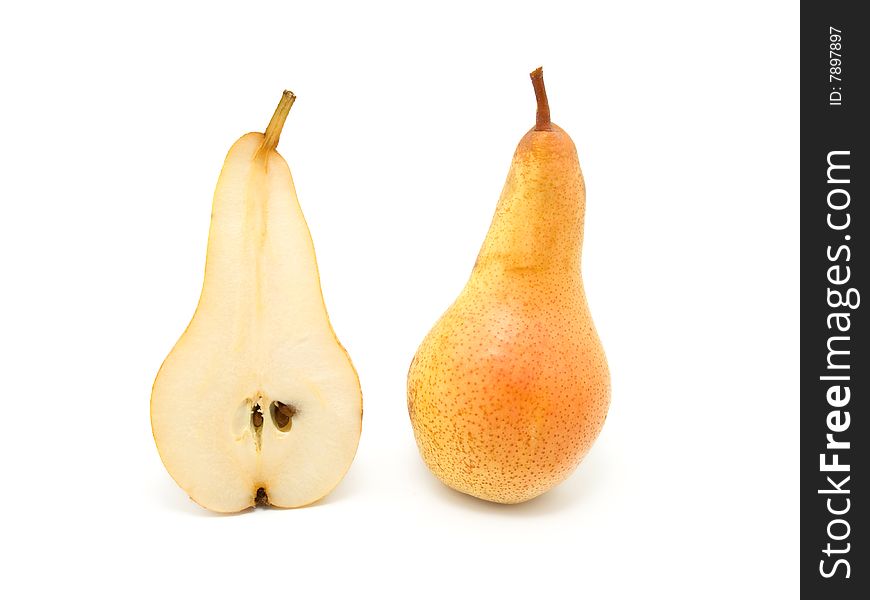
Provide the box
[152,93,362,512]
[407,69,611,504]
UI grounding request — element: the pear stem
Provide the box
[530,67,552,131]
[260,90,296,153]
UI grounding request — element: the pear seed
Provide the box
[270,401,296,432]
[252,405,264,428]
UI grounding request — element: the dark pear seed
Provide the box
[252,404,264,429]
[270,401,296,432]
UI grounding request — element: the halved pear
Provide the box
[151,92,362,512]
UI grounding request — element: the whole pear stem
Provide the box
[260,90,296,153]
[530,67,552,131]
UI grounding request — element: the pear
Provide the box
[151,92,362,512]
[407,68,610,504]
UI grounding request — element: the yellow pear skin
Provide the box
[151,92,362,513]
[407,69,610,504]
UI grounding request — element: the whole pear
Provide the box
[407,68,610,504]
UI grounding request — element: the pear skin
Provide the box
[407,68,610,504]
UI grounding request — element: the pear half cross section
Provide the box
[151,92,362,513]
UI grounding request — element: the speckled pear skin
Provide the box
[407,120,610,505]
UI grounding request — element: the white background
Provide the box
[0,1,799,597]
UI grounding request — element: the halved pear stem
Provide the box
[530,67,552,131]
[260,90,296,154]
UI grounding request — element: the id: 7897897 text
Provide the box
[829,27,843,106]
